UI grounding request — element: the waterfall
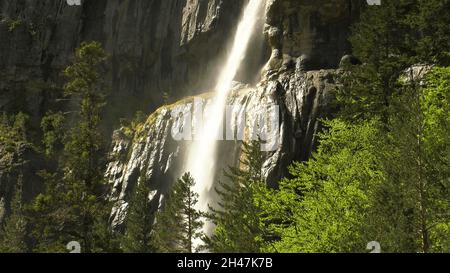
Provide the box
[184,0,267,239]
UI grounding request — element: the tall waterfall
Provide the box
[184,0,267,237]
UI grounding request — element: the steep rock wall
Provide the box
[106,68,338,228]
[0,0,250,224]
[104,0,366,228]
[0,0,367,225]
[0,0,252,125]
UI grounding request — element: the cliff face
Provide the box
[264,0,363,75]
[106,68,337,228]
[0,0,250,223]
[0,0,365,225]
[105,0,365,228]
[0,0,252,124]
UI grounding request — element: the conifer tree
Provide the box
[121,171,155,253]
[337,0,449,123]
[30,41,112,253]
[152,173,203,253]
[374,65,450,253]
[205,141,266,253]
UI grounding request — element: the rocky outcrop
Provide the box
[104,0,366,228]
[0,0,255,126]
[263,0,363,77]
[0,0,367,227]
[106,68,338,228]
[0,0,255,222]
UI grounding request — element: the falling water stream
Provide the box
[184,0,267,242]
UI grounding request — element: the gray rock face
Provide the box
[0,0,252,125]
[264,0,364,75]
[105,0,367,228]
[0,0,252,222]
[0,0,366,226]
[106,68,338,228]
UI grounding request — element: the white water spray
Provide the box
[184,0,267,236]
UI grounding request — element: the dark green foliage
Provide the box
[121,172,155,253]
[63,41,108,194]
[0,176,28,253]
[0,112,29,148]
[408,0,450,65]
[29,41,113,253]
[338,0,450,122]
[41,112,65,157]
[152,173,204,253]
[351,0,449,66]
[205,141,266,253]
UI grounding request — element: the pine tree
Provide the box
[121,171,155,253]
[30,41,112,253]
[63,41,108,195]
[256,120,386,253]
[205,140,266,253]
[330,2,449,252]
[256,66,449,253]
[152,173,204,253]
[374,65,450,252]
[0,176,28,253]
[337,0,449,123]
[258,67,450,253]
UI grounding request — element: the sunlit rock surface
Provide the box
[105,0,366,228]
[0,0,248,223]
[106,68,338,228]
[0,0,366,225]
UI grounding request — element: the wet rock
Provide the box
[105,69,339,228]
[0,0,367,227]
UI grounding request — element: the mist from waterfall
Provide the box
[184,0,267,239]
